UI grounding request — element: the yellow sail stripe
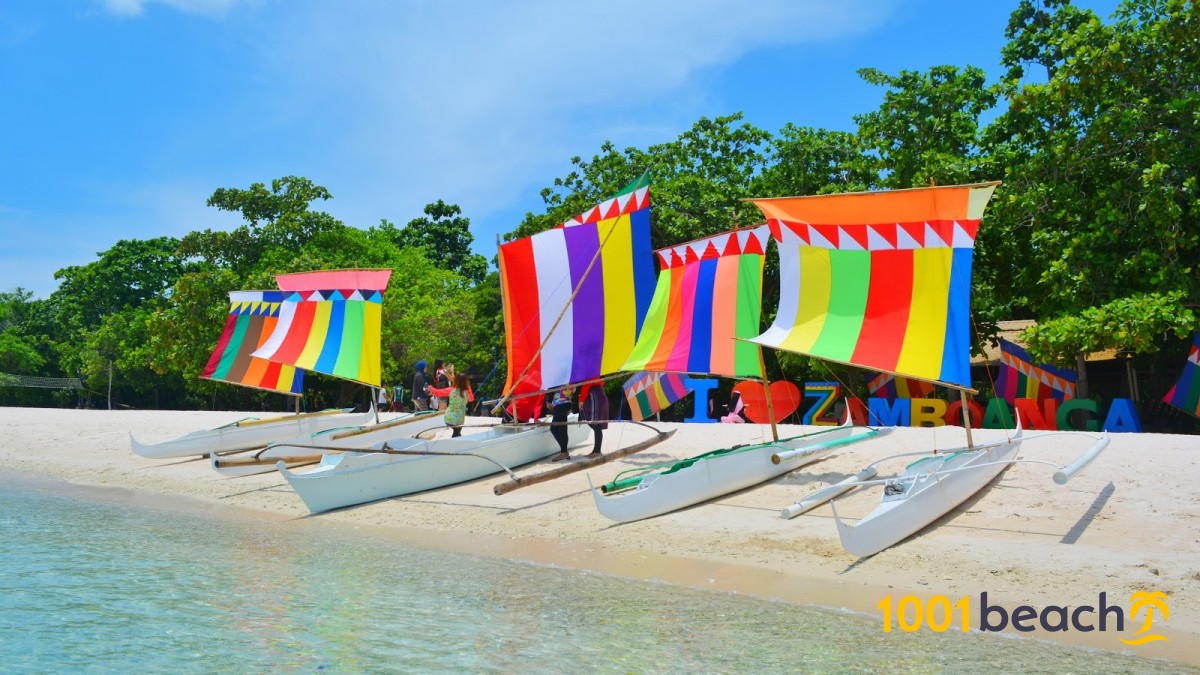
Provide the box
[895,247,953,380]
[779,246,832,355]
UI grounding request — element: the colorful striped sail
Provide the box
[622,371,692,422]
[1162,331,1200,418]
[867,372,934,400]
[995,338,1077,404]
[201,291,304,395]
[623,226,769,377]
[499,176,656,396]
[748,183,999,389]
[252,269,392,387]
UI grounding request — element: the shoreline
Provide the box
[3,407,1197,667]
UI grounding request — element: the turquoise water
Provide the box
[0,481,1189,674]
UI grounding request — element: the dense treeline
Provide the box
[1,0,1196,419]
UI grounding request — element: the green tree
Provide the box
[379,201,489,284]
[755,125,873,197]
[512,114,771,245]
[987,0,1200,360]
[52,237,190,330]
[854,65,997,189]
[179,176,346,278]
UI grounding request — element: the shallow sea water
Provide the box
[0,481,1190,674]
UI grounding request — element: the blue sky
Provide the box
[1,0,1120,298]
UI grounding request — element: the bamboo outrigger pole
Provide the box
[493,426,676,495]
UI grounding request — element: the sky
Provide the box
[0,0,1122,299]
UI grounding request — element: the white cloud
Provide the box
[242,0,896,230]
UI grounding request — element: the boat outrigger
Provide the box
[279,418,588,513]
[591,422,887,524]
[743,182,1110,556]
[781,422,1111,557]
[210,410,444,477]
[130,408,372,459]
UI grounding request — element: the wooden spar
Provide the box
[493,428,676,496]
[214,453,325,469]
[491,211,626,415]
[328,412,436,440]
[757,349,779,442]
[234,408,348,428]
[959,388,974,448]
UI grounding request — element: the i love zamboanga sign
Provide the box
[678,378,1143,433]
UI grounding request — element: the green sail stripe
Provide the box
[332,300,365,381]
[731,252,764,376]
[212,314,251,380]
[622,273,672,371]
[809,249,870,363]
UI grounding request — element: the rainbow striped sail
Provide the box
[623,226,769,377]
[499,176,656,396]
[252,269,392,387]
[1163,331,1200,418]
[622,371,692,422]
[201,291,304,395]
[867,372,934,400]
[995,338,1077,404]
[749,183,999,389]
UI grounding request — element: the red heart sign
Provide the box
[731,380,802,424]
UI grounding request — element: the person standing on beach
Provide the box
[432,359,448,411]
[549,386,574,461]
[412,360,431,411]
[578,382,608,456]
[445,373,473,437]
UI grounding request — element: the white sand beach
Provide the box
[3,407,1197,666]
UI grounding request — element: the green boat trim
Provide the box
[905,449,971,470]
[602,426,875,494]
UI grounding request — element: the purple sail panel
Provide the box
[565,223,605,384]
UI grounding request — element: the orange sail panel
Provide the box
[252,269,392,387]
[750,183,998,388]
[200,291,304,395]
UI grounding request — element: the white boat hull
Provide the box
[592,426,883,524]
[279,420,589,513]
[211,412,446,477]
[834,430,1024,557]
[129,410,375,459]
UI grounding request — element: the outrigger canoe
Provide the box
[590,423,887,524]
[211,411,445,477]
[130,409,373,459]
[784,421,1111,558]
[279,418,589,513]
